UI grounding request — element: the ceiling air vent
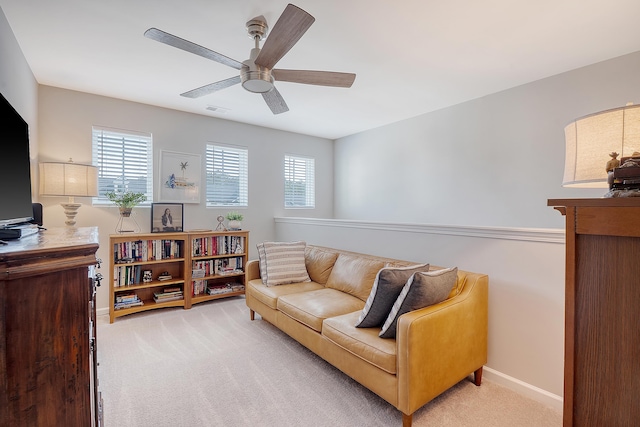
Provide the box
[206,105,230,114]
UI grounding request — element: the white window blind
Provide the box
[92,126,153,205]
[284,155,315,208]
[206,144,248,207]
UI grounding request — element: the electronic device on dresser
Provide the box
[0,92,38,240]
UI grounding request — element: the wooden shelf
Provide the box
[191,290,245,305]
[114,257,185,266]
[109,230,249,321]
[112,279,185,292]
[112,298,186,319]
[187,231,249,309]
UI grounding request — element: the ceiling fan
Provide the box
[144,3,356,114]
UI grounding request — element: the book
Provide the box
[114,293,144,310]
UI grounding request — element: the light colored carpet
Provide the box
[97,297,561,427]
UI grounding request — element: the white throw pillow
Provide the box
[257,241,311,286]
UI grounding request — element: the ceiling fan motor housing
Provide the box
[241,47,274,93]
[246,16,268,40]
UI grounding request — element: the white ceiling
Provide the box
[2,0,640,139]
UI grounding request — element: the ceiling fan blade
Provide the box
[144,28,243,70]
[180,76,241,98]
[262,87,289,114]
[273,69,355,88]
[254,4,315,70]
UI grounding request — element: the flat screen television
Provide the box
[0,91,34,228]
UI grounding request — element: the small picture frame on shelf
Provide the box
[151,203,184,233]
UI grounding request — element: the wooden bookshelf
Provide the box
[109,232,187,323]
[109,230,248,322]
[186,230,249,308]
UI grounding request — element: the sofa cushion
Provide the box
[379,267,458,339]
[325,253,386,301]
[323,311,397,374]
[304,246,339,284]
[277,288,364,332]
[247,279,324,310]
[355,264,430,328]
[257,241,311,286]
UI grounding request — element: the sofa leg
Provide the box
[402,412,412,427]
[474,366,483,386]
[249,309,255,321]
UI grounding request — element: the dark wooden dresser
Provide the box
[548,198,640,426]
[0,227,103,427]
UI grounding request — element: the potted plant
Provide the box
[226,211,244,230]
[105,190,146,215]
[105,190,146,233]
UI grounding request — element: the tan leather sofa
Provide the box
[245,245,488,426]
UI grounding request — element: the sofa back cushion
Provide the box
[325,253,386,301]
[304,246,339,284]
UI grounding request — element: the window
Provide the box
[284,155,315,208]
[206,144,248,207]
[92,126,153,205]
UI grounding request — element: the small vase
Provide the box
[116,207,140,233]
[227,220,241,230]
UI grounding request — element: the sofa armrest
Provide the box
[246,259,261,281]
[395,272,489,415]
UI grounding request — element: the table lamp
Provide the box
[39,159,98,226]
[563,103,640,191]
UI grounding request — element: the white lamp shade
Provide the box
[39,162,99,197]
[563,104,640,188]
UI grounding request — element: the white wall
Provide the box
[334,50,640,228]
[37,86,334,311]
[0,6,39,190]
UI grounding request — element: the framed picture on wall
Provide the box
[151,203,184,233]
[159,150,201,203]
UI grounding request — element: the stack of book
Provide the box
[153,287,183,303]
[227,282,245,292]
[114,293,143,310]
[206,282,245,295]
[206,284,234,295]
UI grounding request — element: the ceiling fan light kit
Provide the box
[241,47,275,94]
[144,3,355,114]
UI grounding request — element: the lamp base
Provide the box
[60,202,82,226]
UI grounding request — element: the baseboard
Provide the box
[97,307,109,317]
[483,366,563,412]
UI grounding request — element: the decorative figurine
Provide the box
[606,152,620,172]
[216,215,227,231]
[142,270,153,283]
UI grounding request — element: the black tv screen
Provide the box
[0,92,34,228]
